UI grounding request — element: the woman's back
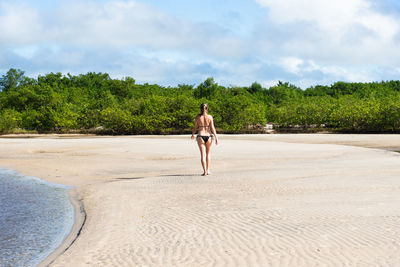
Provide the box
[197,114,212,136]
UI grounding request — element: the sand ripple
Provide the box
[54,147,400,266]
[3,137,399,266]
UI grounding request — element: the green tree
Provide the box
[101,107,133,134]
[0,68,34,92]
[267,81,303,104]
[0,109,21,133]
[248,82,263,94]
[194,78,219,99]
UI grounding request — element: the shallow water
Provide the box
[0,168,74,267]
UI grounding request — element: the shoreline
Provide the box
[1,134,400,266]
[38,189,86,267]
[2,132,400,151]
[0,167,81,267]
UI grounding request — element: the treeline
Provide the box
[1,68,400,134]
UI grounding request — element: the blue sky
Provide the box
[1,0,400,88]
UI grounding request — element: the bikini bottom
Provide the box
[198,135,211,143]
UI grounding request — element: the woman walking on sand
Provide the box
[191,103,219,176]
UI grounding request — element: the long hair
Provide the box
[199,103,208,115]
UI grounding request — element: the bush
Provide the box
[101,107,133,134]
[0,109,21,133]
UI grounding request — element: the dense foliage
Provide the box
[1,68,400,134]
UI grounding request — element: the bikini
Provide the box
[197,125,212,143]
[199,135,211,143]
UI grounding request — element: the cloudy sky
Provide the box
[1,0,400,88]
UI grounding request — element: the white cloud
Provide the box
[255,0,400,66]
[280,57,304,74]
[0,2,44,44]
[260,79,281,88]
[255,0,399,38]
[205,37,248,59]
[0,0,243,57]
[52,1,195,48]
[12,46,38,59]
[0,2,222,60]
[317,65,373,83]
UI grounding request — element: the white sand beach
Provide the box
[1,134,400,266]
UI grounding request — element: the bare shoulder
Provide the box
[207,114,214,120]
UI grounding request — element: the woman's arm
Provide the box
[191,117,198,140]
[210,116,218,145]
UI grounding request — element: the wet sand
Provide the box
[1,134,400,266]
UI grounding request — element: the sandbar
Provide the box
[1,134,400,266]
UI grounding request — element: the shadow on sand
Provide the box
[160,174,200,177]
[113,174,201,182]
[115,177,145,180]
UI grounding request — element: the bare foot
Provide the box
[207,171,212,175]
[201,172,207,176]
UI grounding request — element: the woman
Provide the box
[191,103,219,176]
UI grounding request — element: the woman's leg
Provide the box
[197,138,207,175]
[205,139,213,175]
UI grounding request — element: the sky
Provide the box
[1,0,400,88]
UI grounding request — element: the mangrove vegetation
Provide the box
[1,68,400,134]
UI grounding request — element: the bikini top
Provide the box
[198,116,211,129]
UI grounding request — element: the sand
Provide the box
[1,134,400,266]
